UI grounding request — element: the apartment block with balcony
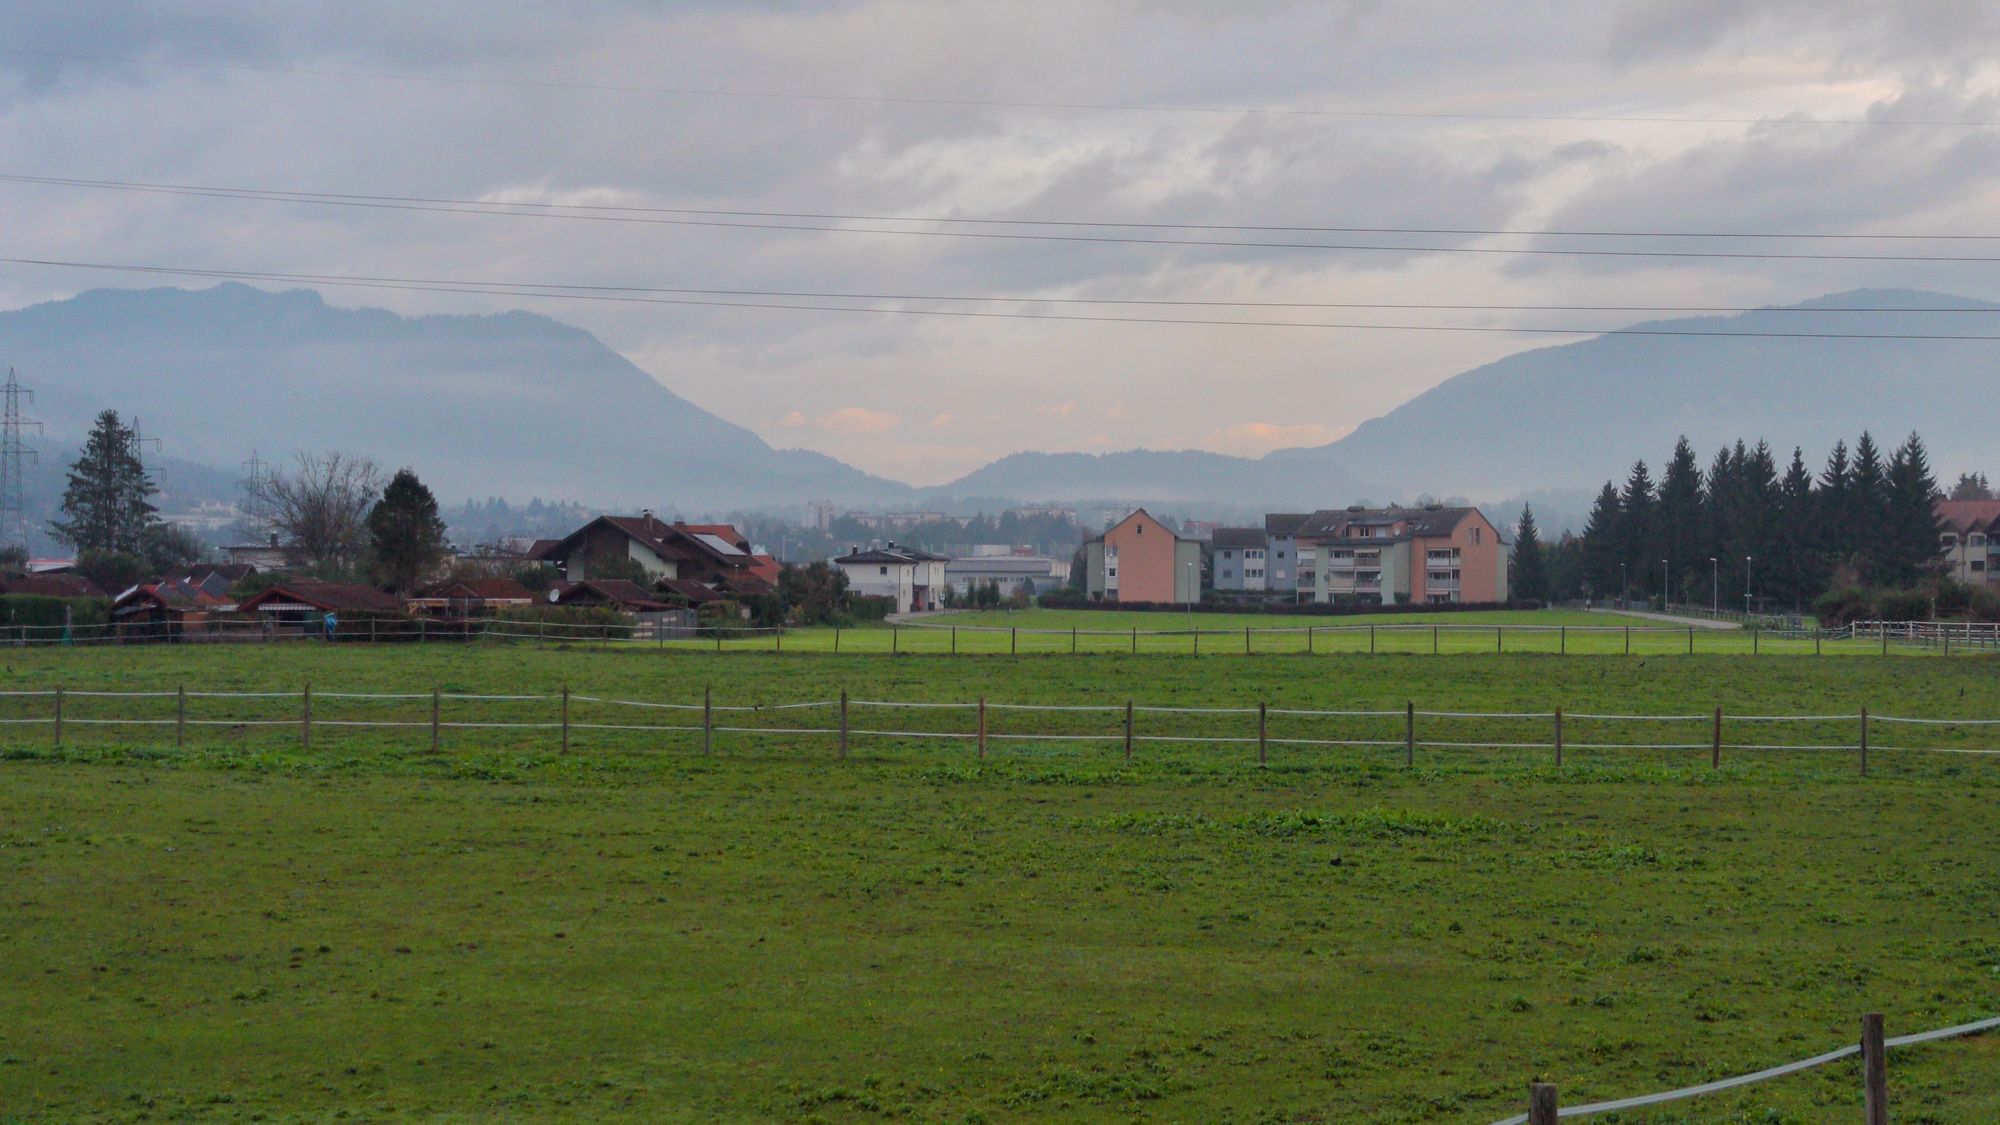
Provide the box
[1294,505,1509,605]
[1937,499,2000,588]
[1211,527,1270,592]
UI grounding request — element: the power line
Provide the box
[10,175,2000,263]
[4,254,1996,315]
[2,46,1992,129]
[9,255,2000,341]
[3,173,1992,241]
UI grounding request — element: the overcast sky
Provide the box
[3,1,1999,485]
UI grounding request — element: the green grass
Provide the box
[4,645,2000,1122]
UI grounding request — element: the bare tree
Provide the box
[246,451,384,570]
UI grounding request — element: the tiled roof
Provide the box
[428,577,536,601]
[1264,513,1310,536]
[0,573,106,598]
[1936,499,2000,533]
[240,581,406,613]
[551,579,671,611]
[1296,506,1479,542]
[1211,527,1267,549]
[835,546,949,564]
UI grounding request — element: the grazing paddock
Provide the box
[3,646,1998,1122]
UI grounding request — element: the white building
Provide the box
[946,554,1069,597]
[834,544,950,613]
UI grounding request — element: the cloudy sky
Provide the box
[3,1,1999,485]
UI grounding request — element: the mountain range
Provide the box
[2,284,1994,530]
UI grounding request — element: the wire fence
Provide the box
[1491,1011,2000,1123]
[6,685,2000,769]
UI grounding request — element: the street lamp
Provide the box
[1708,557,1718,616]
[1661,559,1669,612]
[1743,555,1753,618]
[1619,561,1627,609]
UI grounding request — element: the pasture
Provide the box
[3,645,1999,1122]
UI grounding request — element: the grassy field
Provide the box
[608,608,1972,657]
[4,646,2000,1123]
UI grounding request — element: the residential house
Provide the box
[111,578,234,635]
[834,544,950,613]
[1084,509,1202,604]
[1936,499,2000,588]
[407,577,538,619]
[225,533,292,572]
[237,580,408,627]
[547,579,673,613]
[946,554,1069,598]
[534,513,759,587]
[0,573,106,599]
[1210,528,1270,593]
[1295,505,1509,605]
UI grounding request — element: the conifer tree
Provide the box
[1509,504,1548,603]
[367,468,450,593]
[1618,460,1658,596]
[49,410,157,555]
[1882,433,1942,586]
[1582,482,1622,598]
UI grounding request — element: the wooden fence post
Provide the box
[1859,705,1869,776]
[892,626,899,654]
[1862,1012,1887,1125]
[1712,705,1722,769]
[1882,626,1888,656]
[1688,625,1695,654]
[301,681,312,749]
[951,626,957,654]
[1753,626,1759,655]
[176,683,186,749]
[1010,627,1017,655]
[1370,624,1377,654]
[1245,626,1252,655]
[1559,625,1566,654]
[1307,626,1314,655]
[703,685,713,755]
[1624,625,1631,654]
[431,688,441,753]
[1432,624,1438,654]
[1131,626,1137,654]
[1529,1082,1559,1125]
[1404,701,1415,767]
[1124,700,1134,761]
[1553,706,1563,768]
[977,697,986,759]
[1073,627,1078,654]
[1258,701,1267,764]
[834,627,841,653]
[560,686,570,754]
[53,685,63,747]
[839,690,849,759]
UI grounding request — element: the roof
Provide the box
[0,573,106,599]
[113,578,232,615]
[1087,508,1196,544]
[947,556,1059,575]
[746,553,781,585]
[186,563,257,583]
[835,545,949,565]
[1264,513,1310,537]
[536,515,752,570]
[550,579,671,611]
[1935,499,2000,533]
[656,577,727,603]
[1296,505,1483,542]
[423,577,537,601]
[1211,527,1267,549]
[239,580,406,614]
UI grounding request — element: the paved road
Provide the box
[1586,607,1740,630]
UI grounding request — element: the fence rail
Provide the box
[1494,1011,2000,1123]
[3,615,1999,655]
[7,686,2000,769]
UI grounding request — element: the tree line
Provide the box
[43,412,451,595]
[1526,431,1947,611]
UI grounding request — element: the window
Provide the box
[879,566,888,575]
[1222,569,1234,578]
[1472,527,1482,545]
[1942,533,1959,546]
[1222,550,1234,559]
[1277,550,1287,559]
[1972,534,1988,546]
[1247,568,1263,579]
[1974,560,1987,572]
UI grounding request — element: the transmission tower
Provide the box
[1,368,43,554]
[129,415,163,496]
[240,450,272,537]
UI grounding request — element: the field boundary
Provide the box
[6,686,2000,768]
[1492,1011,2000,1123]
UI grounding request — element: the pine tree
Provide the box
[1618,460,1658,598]
[367,468,449,594]
[1883,433,1942,586]
[1850,431,1888,580]
[1949,471,1992,500]
[1509,504,1548,603]
[1656,437,1706,602]
[1582,481,1622,598]
[1816,440,1852,580]
[1770,447,1817,608]
[49,410,158,555]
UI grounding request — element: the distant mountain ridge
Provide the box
[0,283,912,510]
[5,285,1994,525]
